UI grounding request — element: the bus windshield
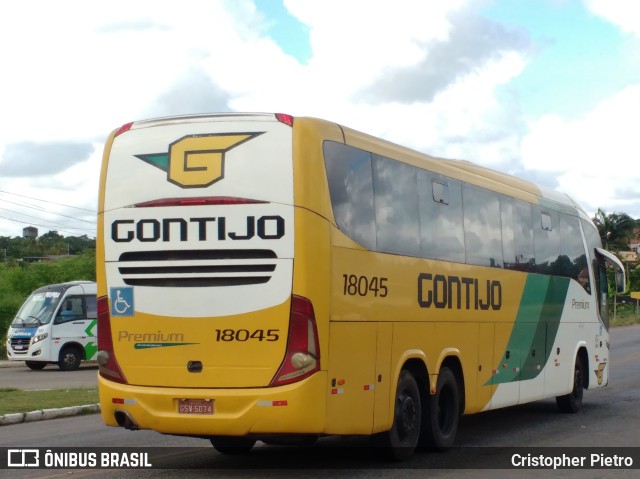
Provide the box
[12,291,64,327]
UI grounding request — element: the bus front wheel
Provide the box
[556,355,585,413]
[421,367,460,450]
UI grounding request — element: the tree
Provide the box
[592,209,637,251]
[37,230,67,255]
[0,233,95,261]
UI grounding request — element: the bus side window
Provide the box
[532,208,560,275]
[372,154,420,256]
[86,295,97,319]
[463,183,503,268]
[500,196,534,272]
[418,172,464,263]
[55,296,85,323]
[560,213,590,292]
[323,141,376,250]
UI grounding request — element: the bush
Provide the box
[610,302,639,326]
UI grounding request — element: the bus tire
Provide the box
[422,367,459,450]
[383,369,422,461]
[209,437,256,454]
[25,361,47,370]
[58,346,82,371]
[556,355,584,413]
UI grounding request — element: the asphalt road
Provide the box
[1,325,639,478]
[0,361,98,389]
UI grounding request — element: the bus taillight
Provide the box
[134,196,267,208]
[270,295,320,387]
[97,296,128,384]
[114,122,133,137]
[275,113,294,127]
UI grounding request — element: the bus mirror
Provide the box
[615,269,625,293]
[595,248,626,294]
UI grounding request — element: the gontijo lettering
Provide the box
[418,273,502,310]
[111,215,285,242]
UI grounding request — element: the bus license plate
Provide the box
[178,399,214,415]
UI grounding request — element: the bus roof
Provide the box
[325,118,582,216]
[112,113,585,218]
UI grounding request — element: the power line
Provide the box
[0,190,95,213]
[0,213,95,237]
[0,207,96,234]
[0,198,95,224]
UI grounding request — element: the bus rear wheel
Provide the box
[421,367,459,450]
[384,369,422,461]
[556,356,585,413]
[25,361,47,370]
[210,437,256,454]
[58,347,82,371]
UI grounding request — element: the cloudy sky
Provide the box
[0,0,639,238]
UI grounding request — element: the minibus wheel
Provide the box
[25,361,47,370]
[58,346,82,371]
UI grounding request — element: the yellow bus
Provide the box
[97,113,625,460]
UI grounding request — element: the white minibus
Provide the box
[5,281,97,370]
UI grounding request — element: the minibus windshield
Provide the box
[12,291,64,327]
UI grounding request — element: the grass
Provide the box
[0,387,98,415]
[610,302,640,326]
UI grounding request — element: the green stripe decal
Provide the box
[135,153,170,172]
[487,274,570,385]
[540,275,570,368]
[134,342,198,349]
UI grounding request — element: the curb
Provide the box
[0,360,98,368]
[0,404,101,426]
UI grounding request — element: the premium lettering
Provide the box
[118,330,185,342]
[417,273,502,310]
[111,215,285,243]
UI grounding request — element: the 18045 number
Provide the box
[215,329,280,342]
[342,274,388,297]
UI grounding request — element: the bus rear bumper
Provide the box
[98,372,327,437]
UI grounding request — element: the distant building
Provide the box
[23,226,38,238]
[619,251,638,262]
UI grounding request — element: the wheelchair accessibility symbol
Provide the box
[110,287,134,316]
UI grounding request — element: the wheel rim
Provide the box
[62,351,78,367]
[397,390,417,439]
